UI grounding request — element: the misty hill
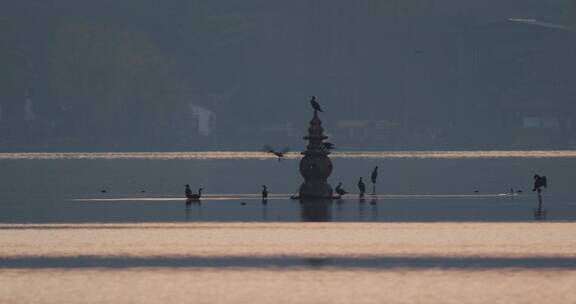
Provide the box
[1,0,575,151]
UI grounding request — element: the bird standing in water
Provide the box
[370,166,378,194]
[335,182,348,198]
[532,175,547,194]
[357,177,366,197]
[189,188,203,201]
[533,174,548,208]
[310,96,323,112]
[262,185,268,200]
[185,184,192,200]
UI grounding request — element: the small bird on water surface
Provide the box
[310,96,324,112]
[335,182,348,198]
[187,187,203,201]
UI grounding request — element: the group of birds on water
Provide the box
[184,166,379,204]
[335,166,378,198]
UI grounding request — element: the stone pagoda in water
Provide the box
[298,100,334,199]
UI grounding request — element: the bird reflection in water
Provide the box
[358,197,366,221]
[184,201,202,222]
[334,197,345,220]
[261,203,268,221]
[533,205,547,220]
[185,204,191,221]
[370,197,378,221]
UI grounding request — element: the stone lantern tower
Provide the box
[298,109,334,199]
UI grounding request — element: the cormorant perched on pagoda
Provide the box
[335,182,348,198]
[323,142,335,150]
[310,96,323,112]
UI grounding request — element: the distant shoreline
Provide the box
[1,150,576,160]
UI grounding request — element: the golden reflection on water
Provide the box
[1,268,575,304]
[1,150,576,160]
[1,223,574,258]
[1,223,575,303]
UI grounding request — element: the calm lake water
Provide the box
[0,151,575,222]
[1,151,575,303]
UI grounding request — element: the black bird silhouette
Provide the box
[262,185,268,199]
[323,142,335,150]
[371,166,378,184]
[357,177,366,197]
[188,188,203,201]
[100,189,107,193]
[335,182,348,198]
[310,96,324,112]
[532,175,548,193]
[185,184,192,199]
[263,145,290,161]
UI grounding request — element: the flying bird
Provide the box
[263,145,290,161]
[310,96,324,112]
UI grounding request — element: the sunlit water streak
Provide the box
[2,150,576,160]
[69,193,512,202]
[1,268,575,304]
[0,223,575,303]
[0,222,574,258]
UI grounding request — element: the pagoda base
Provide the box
[298,182,333,199]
